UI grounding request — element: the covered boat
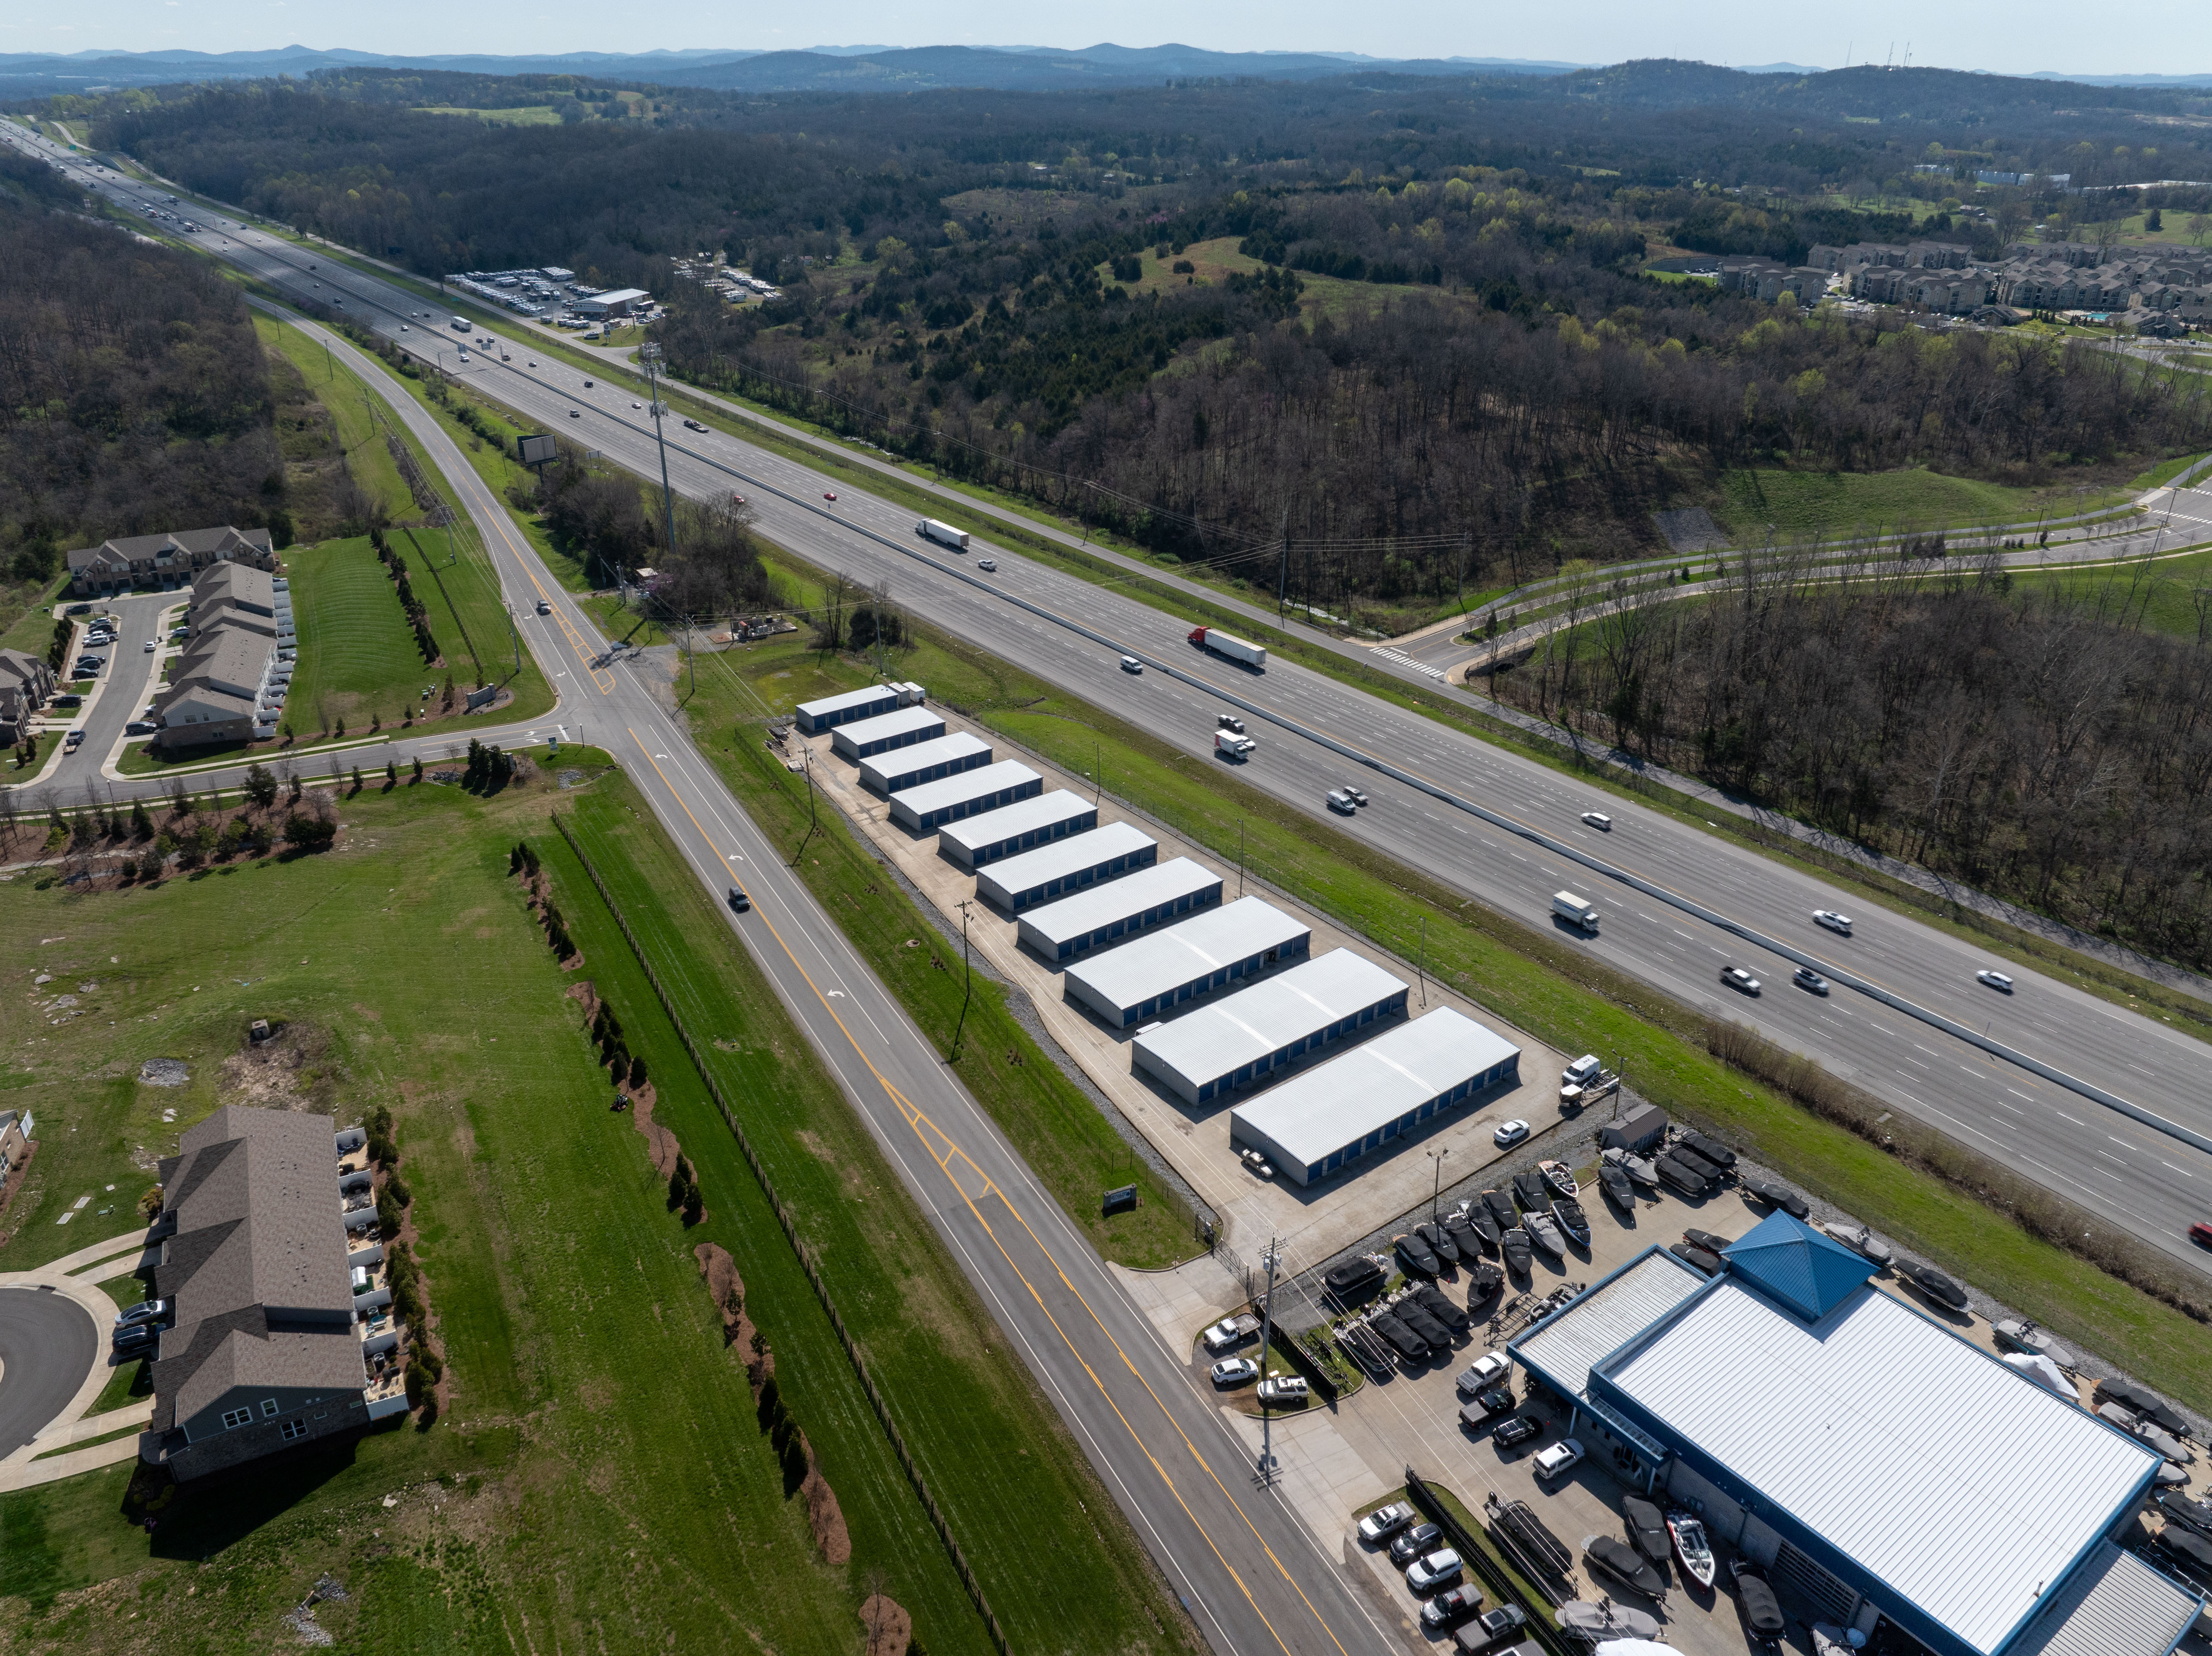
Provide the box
[1444,1214,1482,1259]
[1731,1559,1785,1648]
[2155,1490,2212,1540]
[1902,1263,1969,1310]
[1323,1256,1384,1299]
[2096,1379,2189,1437]
[2001,1351,2074,1401]
[1744,1177,1809,1219]
[1415,1283,1472,1334]
[1597,1164,1636,1209]
[1501,1228,1534,1275]
[1513,1169,1550,1210]
[1669,1242,1723,1276]
[1483,1189,1522,1232]
[1667,1510,1716,1588]
[1524,1212,1566,1258]
[1559,1602,1661,1643]
[1417,1221,1462,1265]
[1603,1146,1660,1187]
[1679,1130,1736,1168]
[1620,1496,1669,1564]
[1396,1232,1442,1277]
[1367,1311,1430,1362]
[1552,1199,1591,1247]
[1583,1535,1667,1600]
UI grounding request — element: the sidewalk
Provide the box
[0,1226,155,1491]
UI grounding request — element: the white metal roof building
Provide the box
[936,790,1097,869]
[829,704,946,761]
[1061,897,1311,1029]
[1226,1007,1521,1185]
[1016,859,1223,961]
[1508,1219,2197,1656]
[1130,949,1408,1107]
[861,732,993,795]
[976,822,1157,912]
[794,681,924,734]
[889,761,1043,832]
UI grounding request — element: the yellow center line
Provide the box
[624,732,1355,1656]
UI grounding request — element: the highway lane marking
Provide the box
[624,733,1360,1656]
[2162,1162,2194,1177]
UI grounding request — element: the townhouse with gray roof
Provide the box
[157,560,293,749]
[0,647,55,746]
[64,524,277,598]
[140,1105,404,1482]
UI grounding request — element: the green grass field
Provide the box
[275,537,432,734]
[258,315,412,518]
[410,104,563,125]
[676,591,2212,1416]
[0,768,1181,1653]
[1714,465,2139,539]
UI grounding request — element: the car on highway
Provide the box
[1217,714,1246,734]
[1456,1353,1510,1395]
[823,491,837,503]
[1357,1502,1416,1544]
[1209,1357,1259,1386]
[1342,785,1368,806]
[2190,1221,2212,1250]
[1493,1118,1530,1148]
[1327,789,1358,815]
[1813,909,1853,935]
[535,599,552,615]
[582,379,593,388]
[1792,966,1829,995]
[115,1299,168,1329]
[683,419,706,432]
[1977,969,2015,993]
[569,409,580,418]
[977,559,997,572]
[399,323,409,331]
[1420,1584,1487,1632]
[631,401,643,409]
[1119,656,1142,674]
[1580,811,1612,831]
[1492,1414,1545,1450]
[1406,1549,1464,1594]
[1531,1437,1584,1481]
[1388,1522,1445,1566]
[1720,965,1761,995]
[1256,1374,1309,1404]
[726,886,751,913]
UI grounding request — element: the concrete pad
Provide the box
[801,714,1570,1268]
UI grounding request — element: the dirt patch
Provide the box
[800,1439,851,1565]
[694,1243,770,1389]
[625,1084,675,1178]
[137,1058,190,1088]
[563,980,601,1025]
[858,1596,912,1656]
[0,1137,38,1241]
[218,1023,336,1111]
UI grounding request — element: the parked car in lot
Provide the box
[1492,1414,1545,1450]
[1460,1387,1516,1424]
[1209,1357,1259,1386]
[125,720,158,735]
[1357,1502,1416,1545]
[1813,909,1853,935]
[1421,1584,1486,1630]
[112,1322,158,1355]
[1257,1374,1309,1404]
[1406,1549,1464,1594]
[115,1299,168,1328]
[1493,1119,1530,1148]
[1720,965,1761,995]
[1976,969,2015,993]
[1454,1604,1527,1651]
[1456,1353,1510,1395]
[1531,1437,1584,1481]
[1792,966,1829,994]
[1201,1315,1257,1353]
[1388,1522,1445,1566]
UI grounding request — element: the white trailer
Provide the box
[916,519,970,551]
[1187,626,1267,669]
[1552,891,1600,931]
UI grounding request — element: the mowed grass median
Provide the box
[0,769,1182,1655]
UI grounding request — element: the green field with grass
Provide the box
[411,104,563,125]
[257,315,413,517]
[1714,465,2139,539]
[0,767,1181,1653]
[276,537,431,734]
[675,585,2212,1416]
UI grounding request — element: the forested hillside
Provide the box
[0,153,286,591]
[57,65,2212,604]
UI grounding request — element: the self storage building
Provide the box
[1062,897,1311,1029]
[829,704,945,762]
[1226,1006,1521,1185]
[1508,1215,2201,1656]
[1017,859,1223,961]
[937,790,1098,869]
[1131,948,1407,1107]
[889,761,1043,832]
[794,681,924,734]
[861,732,992,795]
[976,822,1157,912]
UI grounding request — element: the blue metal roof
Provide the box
[1721,1210,1874,1320]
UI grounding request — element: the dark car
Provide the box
[1388,1521,1445,1567]
[726,886,751,912]
[1461,1386,1516,1423]
[682,418,706,431]
[1455,1604,1528,1653]
[1492,1414,1545,1450]
[1421,1583,1486,1631]
[112,1323,158,1355]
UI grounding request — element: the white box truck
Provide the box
[1215,731,1256,761]
[1188,626,1266,669]
[1552,891,1600,931]
[917,519,970,551]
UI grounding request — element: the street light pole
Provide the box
[950,899,975,1061]
[1428,1147,1449,1226]
[641,341,679,570]
[1255,1236,1282,1485]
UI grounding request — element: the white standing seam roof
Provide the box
[888,761,1041,821]
[1064,898,1310,1010]
[1133,949,1406,1086]
[860,732,991,790]
[1598,1281,2161,1656]
[2005,1541,2202,1656]
[1228,1007,1521,1169]
[830,705,944,753]
[795,683,913,724]
[1513,1248,1711,1400]
[1017,858,1223,948]
[937,790,1096,862]
[975,821,1156,907]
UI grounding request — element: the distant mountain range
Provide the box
[0,42,1600,93]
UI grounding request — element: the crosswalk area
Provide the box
[1371,646,1447,681]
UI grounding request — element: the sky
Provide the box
[6,0,2209,80]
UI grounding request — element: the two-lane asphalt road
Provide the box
[17,120,2207,1276]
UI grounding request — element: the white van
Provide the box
[1562,1054,1602,1088]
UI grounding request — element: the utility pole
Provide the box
[1255,1236,1282,1485]
[1093,739,1102,805]
[1417,915,1428,1007]
[640,341,679,569]
[791,745,819,866]
[1427,1147,1449,1225]
[1238,820,1246,898]
[950,899,975,1061]
[1277,506,1291,625]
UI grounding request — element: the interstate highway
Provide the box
[18,125,2212,1273]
